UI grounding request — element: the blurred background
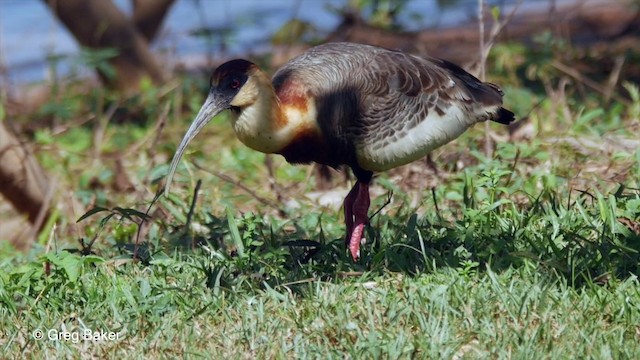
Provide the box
[2,2,640,356]
[0,0,638,256]
[1,0,570,85]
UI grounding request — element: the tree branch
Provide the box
[132,0,176,42]
[42,0,166,91]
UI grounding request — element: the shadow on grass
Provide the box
[74,171,640,293]
[148,182,640,293]
[375,186,640,286]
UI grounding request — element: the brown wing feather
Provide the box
[271,42,514,171]
[350,50,477,147]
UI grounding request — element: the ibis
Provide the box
[165,42,514,260]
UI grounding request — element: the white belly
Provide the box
[356,106,477,172]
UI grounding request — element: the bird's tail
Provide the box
[491,107,515,125]
[435,59,516,126]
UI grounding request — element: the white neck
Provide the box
[229,75,319,154]
[230,90,284,153]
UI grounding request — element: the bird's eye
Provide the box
[230,79,241,89]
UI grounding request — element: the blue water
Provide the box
[0,0,560,84]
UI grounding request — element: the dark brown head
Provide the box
[165,59,261,195]
[210,59,255,88]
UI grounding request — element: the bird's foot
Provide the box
[348,224,368,260]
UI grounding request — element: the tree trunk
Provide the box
[42,0,169,92]
[0,120,50,249]
[133,0,176,42]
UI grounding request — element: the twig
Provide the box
[369,191,393,221]
[276,277,320,288]
[551,60,632,106]
[27,176,58,244]
[604,55,626,104]
[51,113,98,136]
[139,102,170,190]
[133,187,164,261]
[477,0,486,82]
[478,0,492,157]
[431,187,443,222]
[504,147,520,187]
[477,0,522,158]
[186,179,202,227]
[337,271,365,277]
[264,154,286,206]
[42,223,57,277]
[92,102,119,164]
[192,162,285,214]
[149,103,169,155]
[482,1,522,60]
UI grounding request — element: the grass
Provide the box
[2,255,639,358]
[1,39,640,357]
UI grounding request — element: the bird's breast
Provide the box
[277,123,328,165]
[272,81,335,164]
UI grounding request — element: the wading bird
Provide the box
[165,42,514,261]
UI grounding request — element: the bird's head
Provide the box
[164,59,265,195]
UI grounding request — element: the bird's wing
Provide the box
[351,49,504,171]
[355,49,502,129]
[271,43,508,172]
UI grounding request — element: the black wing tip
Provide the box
[492,107,516,125]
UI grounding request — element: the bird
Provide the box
[164,42,514,261]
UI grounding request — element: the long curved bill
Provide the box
[164,92,226,196]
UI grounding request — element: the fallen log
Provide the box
[325,0,639,68]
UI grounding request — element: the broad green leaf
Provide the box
[77,206,110,223]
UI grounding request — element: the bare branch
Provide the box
[42,0,166,91]
[132,0,176,42]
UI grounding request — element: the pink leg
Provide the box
[343,182,360,238]
[343,181,370,260]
